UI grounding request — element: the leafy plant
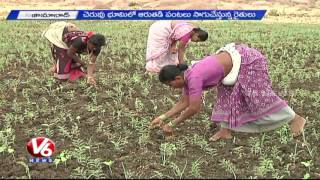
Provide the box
[160,143,177,165]
[220,158,237,179]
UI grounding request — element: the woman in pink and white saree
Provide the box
[146,20,208,73]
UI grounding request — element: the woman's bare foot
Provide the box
[290,115,306,137]
[209,128,233,142]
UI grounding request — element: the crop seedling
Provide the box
[1,20,319,179]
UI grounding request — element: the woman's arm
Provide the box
[150,95,189,128]
[171,98,201,126]
[177,40,187,64]
[170,40,178,53]
[86,53,99,86]
[164,95,189,118]
[162,75,204,135]
[67,46,86,66]
[87,54,97,77]
[162,98,201,135]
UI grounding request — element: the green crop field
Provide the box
[0,20,319,178]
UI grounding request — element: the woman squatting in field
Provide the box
[42,21,106,86]
[150,43,306,141]
[145,20,208,73]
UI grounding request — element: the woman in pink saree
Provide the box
[146,20,208,73]
[150,43,306,141]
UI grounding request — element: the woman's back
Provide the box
[183,56,225,99]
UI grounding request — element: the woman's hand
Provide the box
[162,124,173,136]
[80,61,86,67]
[87,76,97,86]
[150,117,164,129]
[171,46,178,54]
[49,64,56,75]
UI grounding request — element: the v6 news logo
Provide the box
[27,137,55,163]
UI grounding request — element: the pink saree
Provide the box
[145,21,194,73]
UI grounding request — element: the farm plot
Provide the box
[0,20,319,178]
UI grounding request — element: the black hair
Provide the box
[193,28,208,41]
[88,34,106,47]
[159,64,188,83]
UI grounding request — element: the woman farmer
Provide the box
[42,21,106,85]
[150,43,306,141]
[145,20,208,73]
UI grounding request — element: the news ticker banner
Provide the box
[7,10,266,20]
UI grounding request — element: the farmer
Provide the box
[145,20,208,73]
[42,21,106,85]
[150,43,306,141]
